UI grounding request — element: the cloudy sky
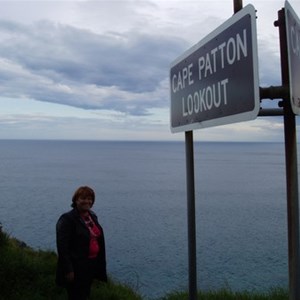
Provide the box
[0,0,299,141]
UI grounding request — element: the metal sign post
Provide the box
[257,3,300,299]
[276,6,300,300]
[234,0,243,13]
[185,130,197,300]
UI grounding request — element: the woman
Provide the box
[56,186,107,300]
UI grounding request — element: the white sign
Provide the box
[170,4,260,133]
[285,1,300,115]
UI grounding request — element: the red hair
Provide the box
[71,186,95,208]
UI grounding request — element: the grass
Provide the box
[0,225,288,300]
[0,226,141,300]
[161,288,288,300]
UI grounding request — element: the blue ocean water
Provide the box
[0,140,290,299]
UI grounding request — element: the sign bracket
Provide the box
[260,85,289,100]
[259,85,288,116]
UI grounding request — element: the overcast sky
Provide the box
[0,0,299,141]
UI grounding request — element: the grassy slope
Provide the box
[0,227,141,300]
[0,227,288,300]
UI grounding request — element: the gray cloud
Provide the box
[0,0,296,119]
[0,19,187,115]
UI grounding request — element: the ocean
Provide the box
[0,140,291,299]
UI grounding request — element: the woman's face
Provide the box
[75,195,93,213]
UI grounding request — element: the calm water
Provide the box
[0,140,291,298]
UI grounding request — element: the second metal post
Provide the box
[185,130,197,300]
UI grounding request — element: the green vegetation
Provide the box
[161,288,288,300]
[0,226,288,300]
[0,226,141,300]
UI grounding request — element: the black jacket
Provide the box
[56,208,107,286]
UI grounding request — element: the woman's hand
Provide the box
[65,272,75,283]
